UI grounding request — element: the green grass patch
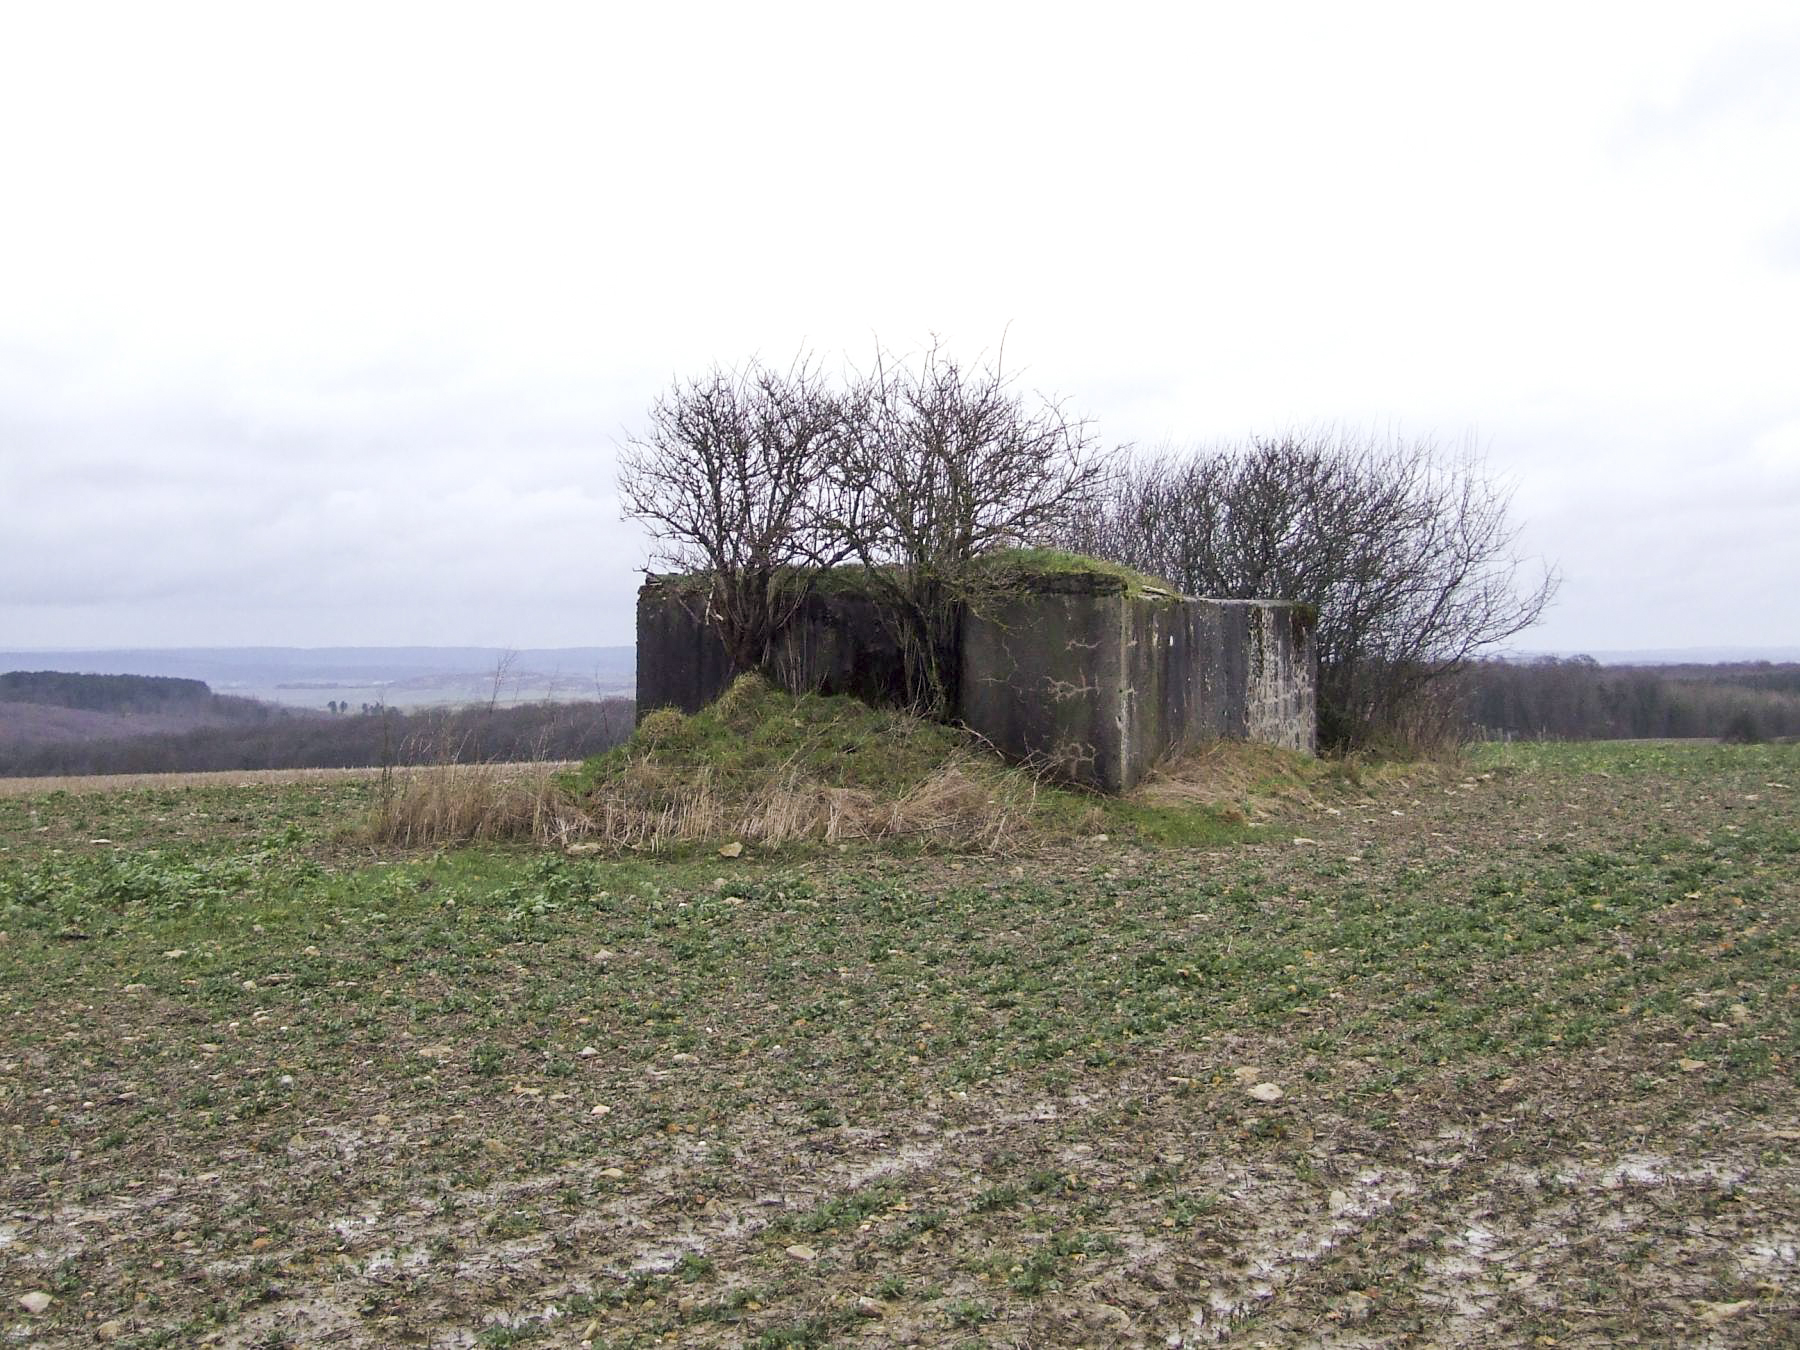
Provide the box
[566,674,971,800]
[556,673,1271,853]
[0,741,1796,1347]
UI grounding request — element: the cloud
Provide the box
[1,4,1796,653]
[1766,218,1800,269]
[1626,20,1800,140]
[0,346,648,644]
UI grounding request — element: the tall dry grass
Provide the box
[364,752,1044,853]
[364,762,593,848]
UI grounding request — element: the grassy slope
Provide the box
[0,741,1794,1346]
[569,675,977,800]
[554,675,1271,853]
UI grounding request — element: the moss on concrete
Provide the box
[647,550,1177,602]
[973,548,1179,597]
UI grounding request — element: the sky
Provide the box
[2,1,1796,655]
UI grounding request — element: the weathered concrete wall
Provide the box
[959,575,1131,791]
[635,579,907,717]
[636,582,734,716]
[1241,602,1318,752]
[638,575,1316,789]
[960,583,1316,792]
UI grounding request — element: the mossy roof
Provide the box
[971,548,1181,597]
[641,550,1182,600]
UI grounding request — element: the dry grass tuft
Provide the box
[1136,738,1452,823]
[364,762,593,849]
[1135,740,1324,817]
[570,752,1043,854]
[362,682,1333,854]
[362,752,1047,855]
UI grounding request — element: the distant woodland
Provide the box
[0,671,634,776]
[1462,659,1800,742]
[0,670,277,720]
[4,662,1796,778]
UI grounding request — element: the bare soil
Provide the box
[1,742,1794,1347]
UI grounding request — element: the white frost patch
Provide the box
[835,1139,945,1191]
[288,1123,374,1164]
[220,1296,364,1350]
[1549,1152,1747,1191]
[328,1209,385,1243]
[1421,1223,1507,1320]
[1411,1145,1774,1345]
[995,1098,1068,1125]
[363,1246,435,1277]
[1178,1166,1420,1340]
[1738,1233,1798,1275]
[1603,1155,1668,1186]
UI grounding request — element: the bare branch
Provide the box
[618,355,847,676]
[828,339,1116,712]
[1062,430,1559,748]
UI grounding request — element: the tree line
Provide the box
[0,699,635,777]
[0,670,278,721]
[1461,658,1800,742]
[621,343,1556,749]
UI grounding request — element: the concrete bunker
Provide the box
[636,560,1316,794]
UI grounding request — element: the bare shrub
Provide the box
[618,340,1116,714]
[829,338,1114,713]
[617,355,846,677]
[1719,709,1765,745]
[1065,432,1557,750]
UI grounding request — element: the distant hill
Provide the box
[0,670,290,750]
[0,647,636,710]
[0,663,638,776]
[2,670,216,713]
[0,696,633,777]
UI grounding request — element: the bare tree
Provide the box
[487,648,519,713]
[829,339,1114,712]
[618,355,845,677]
[1064,432,1558,748]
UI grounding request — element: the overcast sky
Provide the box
[3,1,1795,655]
